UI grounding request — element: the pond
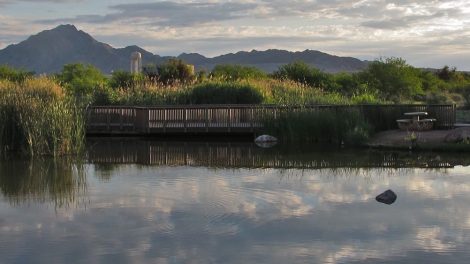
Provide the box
[1,139,470,263]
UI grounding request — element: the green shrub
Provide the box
[272,61,337,91]
[109,70,144,89]
[0,65,34,82]
[358,57,424,102]
[57,63,108,99]
[211,64,267,81]
[156,59,195,84]
[186,82,263,104]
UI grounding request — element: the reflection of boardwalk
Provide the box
[87,140,459,169]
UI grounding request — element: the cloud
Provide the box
[2,0,470,69]
[0,0,79,6]
[361,6,465,30]
[39,1,259,27]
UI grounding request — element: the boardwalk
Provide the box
[86,104,456,135]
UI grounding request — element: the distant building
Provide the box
[130,52,142,74]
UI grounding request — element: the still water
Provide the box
[1,140,470,263]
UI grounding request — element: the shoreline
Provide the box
[366,127,470,152]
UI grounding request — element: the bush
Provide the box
[156,59,195,84]
[186,82,263,104]
[57,63,107,98]
[0,65,34,82]
[358,57,424,102]
[109,71,144,89]
[211,64,267,81]
[272,61,337,91]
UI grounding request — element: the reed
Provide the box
[0,78,85,156]
[92,78,365,106]
[262,107,372,145]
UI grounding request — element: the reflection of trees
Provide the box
[0,158,86,207]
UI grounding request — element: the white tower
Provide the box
[130,52,142,74]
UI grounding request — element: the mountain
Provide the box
[0,25,165,74]
[180,49,367,73]
[0,25,368,74]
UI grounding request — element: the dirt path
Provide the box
[367,127,470,149]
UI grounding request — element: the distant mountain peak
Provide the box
[54,24,78,31]
[0,25,368,74]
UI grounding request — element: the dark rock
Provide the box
[376,189,397,205]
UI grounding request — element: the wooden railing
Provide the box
[86,104,456,135]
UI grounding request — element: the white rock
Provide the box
[254,135,278,143]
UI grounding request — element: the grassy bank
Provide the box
[0,78,85,156]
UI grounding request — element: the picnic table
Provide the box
[397,111,436,131]
[404,112,428,121]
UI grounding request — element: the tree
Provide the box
[0,65,34,82]
[436,66,457,81]
[57,64,107,96]
[156,59,195,84]
[142,64,159,81]
[272,61,337,91]
[358,57,423,101]
[109,70,144,89]
[210,64,267,81]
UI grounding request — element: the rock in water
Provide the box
[255,141,278,148]
[255,135,278,148]
[254,135,278,143]
[376,189,397,205]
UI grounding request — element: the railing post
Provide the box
[146,108,150,134]
[164,109,167,133]
[250,107,254,132]
[106,109,110,131]
[184,108,187,133]
[228,107,232,133]
[120,108,124,131]
[205,107,209,132]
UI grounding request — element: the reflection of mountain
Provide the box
[0,158,86,207]
[86,139,465,169]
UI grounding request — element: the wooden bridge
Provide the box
[86,104,456,135]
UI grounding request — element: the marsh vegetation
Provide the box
[1,57,469,155]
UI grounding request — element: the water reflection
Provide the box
[0,158,86,207]
[1,140,470,263]
[87,139,468,169]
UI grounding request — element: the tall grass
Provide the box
[92,78,373,106]
[263,108,372,145]
[0,78,85,156]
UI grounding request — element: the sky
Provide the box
[0,0,469,70]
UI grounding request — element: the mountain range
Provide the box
[0,24,368,74]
